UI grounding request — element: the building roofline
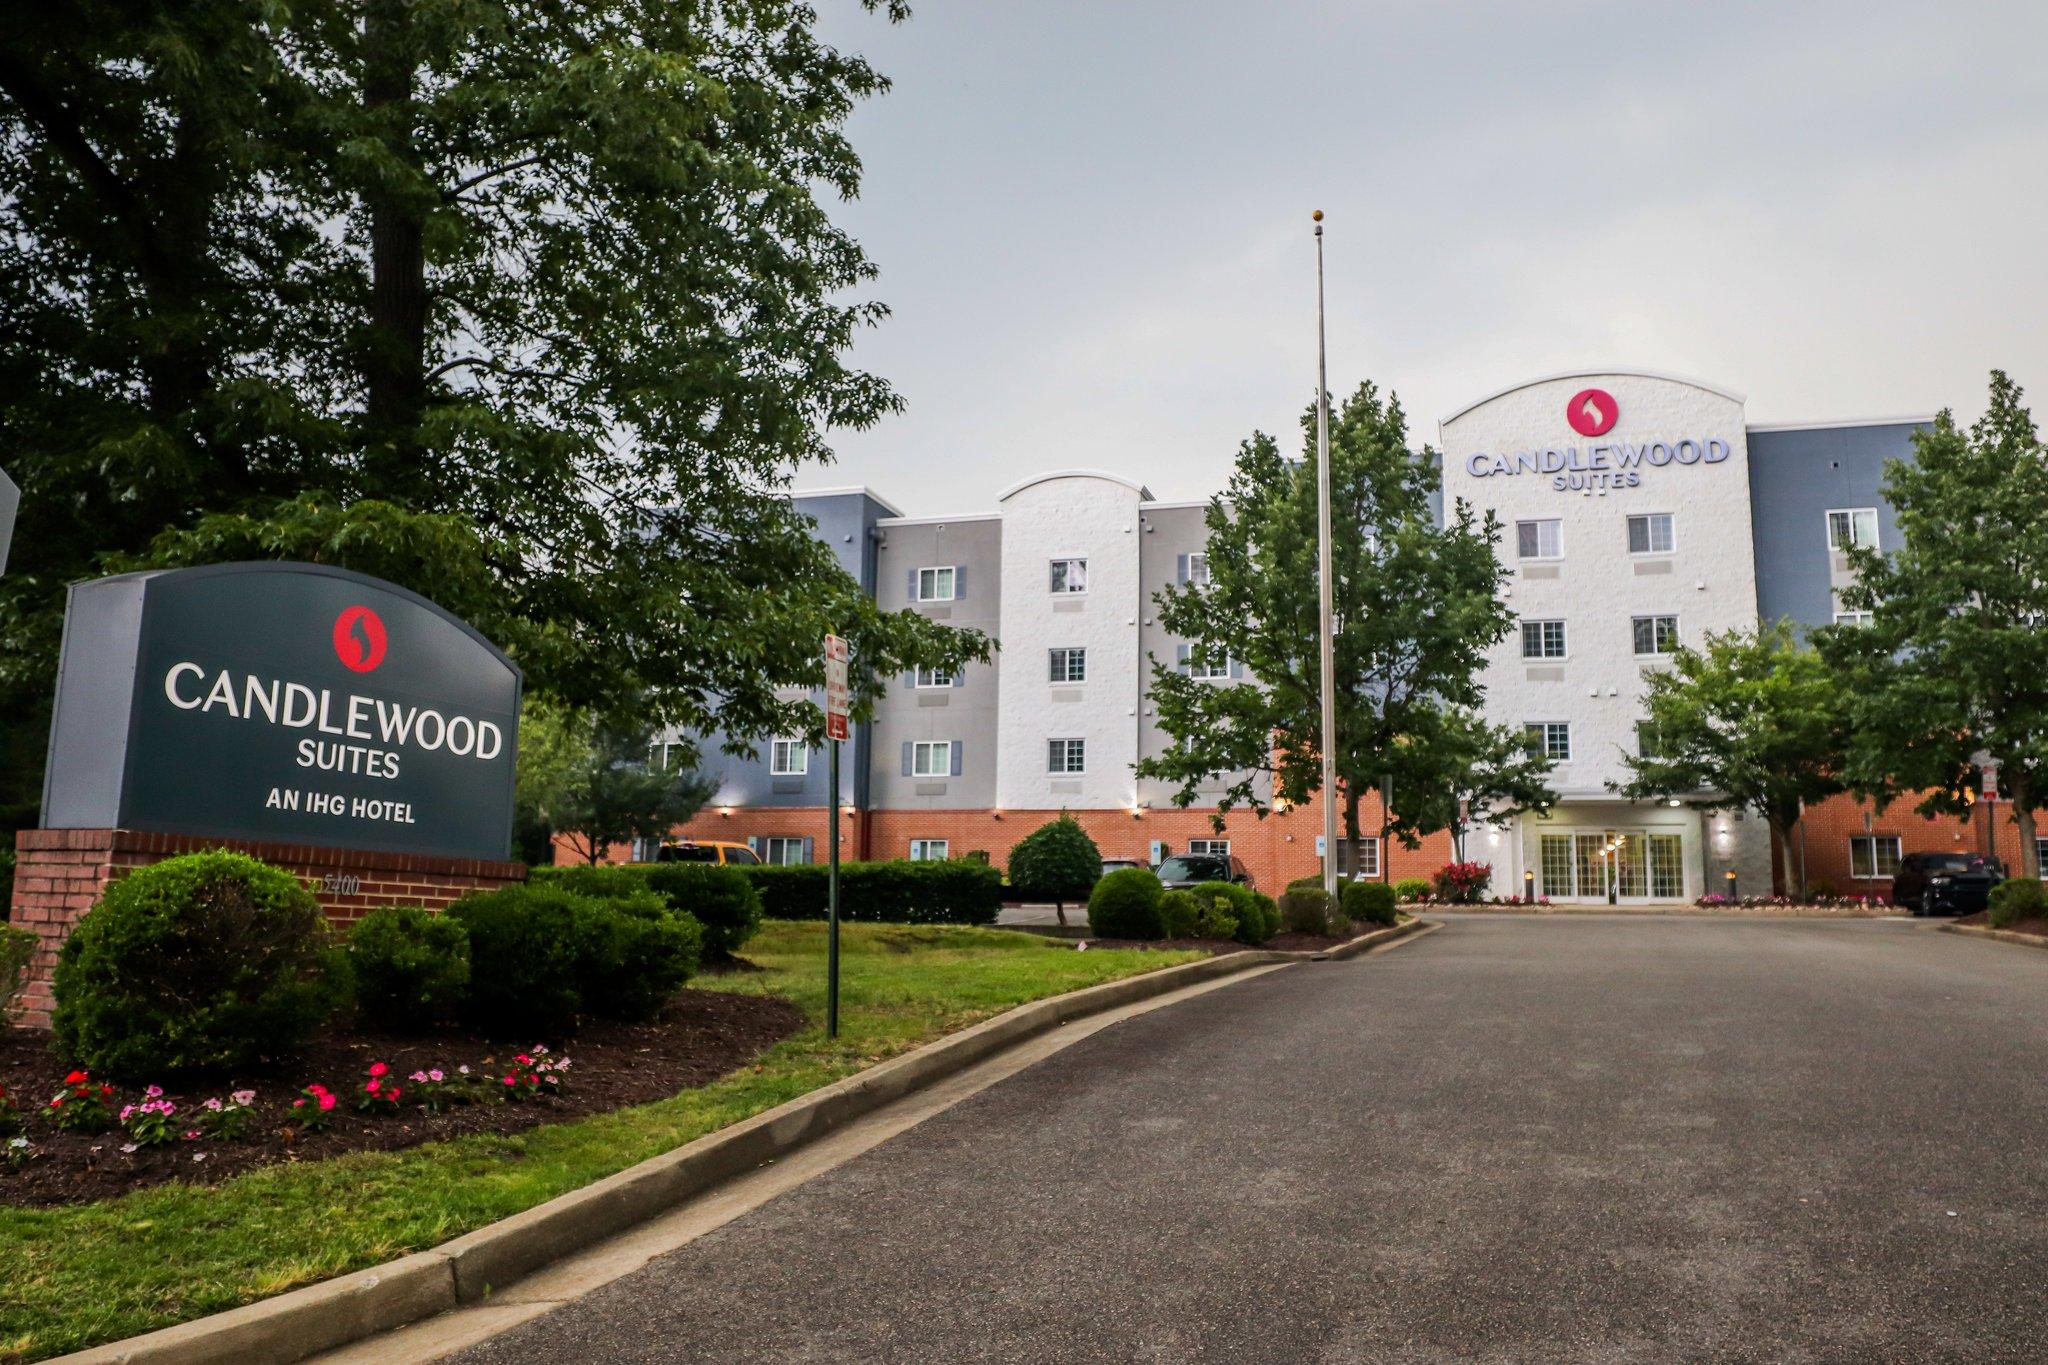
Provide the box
[788,485,906,518]
[873,512,1003,528]
[1440,368,1747,427]
[996,468,1155,502]
[1138,499,1213,512]
[1745,414,1936,434]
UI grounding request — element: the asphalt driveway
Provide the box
[451,917,2048,1363]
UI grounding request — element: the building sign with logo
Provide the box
[41,563,521,860]
[1460,387,1736,496]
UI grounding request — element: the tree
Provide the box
[1394,707,1558,863]
[0,2,983,840]
[1136,381,1551,873]
[1819,370,2048,878]
[513,694,588,865]
[552,718,717,865]
[1614,621,1847,898]
[1006,813,1101,927]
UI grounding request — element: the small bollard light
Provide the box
[1523,869,1535,904]
[1725,868,1737,901]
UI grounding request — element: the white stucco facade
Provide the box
[1440,370,1775,902]
[994,472,1152,812]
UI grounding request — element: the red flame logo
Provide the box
[332,606,388,673]
[1567,388,1618,437]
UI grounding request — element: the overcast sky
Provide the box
[809,1,2048,515]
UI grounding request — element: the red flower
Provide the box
[365,1079,381,1094]
[368,1062,389,1078]
[64,1070,86,1085]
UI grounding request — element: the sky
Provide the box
[809,1,2048,516]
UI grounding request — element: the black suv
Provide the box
[1156,853,1254,891]
[1890,852,2005,916]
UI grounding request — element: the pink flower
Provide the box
[144,1085,163,1098]
[203,1098,223,1112]
[365,1079,381,1094]
[427,1070,444,1083]
[318,1093,336,1111]
[182,1129,201,1141]
[231,1090,255,1106]
[502,1076,515,1087]
[368,1062,389,1078]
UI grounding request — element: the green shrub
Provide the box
[1158,889,1201,938]
[1343,880,1399,927]
[741,859,1000,925]
[1,922,35,1023]
[51,851,349,1078]
[1987,878,2047,929]
[568,890,702,1022]
[1278,885,1338,936]
[347,907,471,1031]
[448,886,584,1036]
[1393,877,1431,903]
[1088,867,1165,940]
[1006,815,1102,910]
[1238,891,1280,945]
[1191,881,1251,940]
[538,862,762,958]
[1806,879,1837,901]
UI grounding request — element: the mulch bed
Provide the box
[1954,910,2048,937]
[0,986,806,1208]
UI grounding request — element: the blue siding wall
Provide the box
[1748,422,1924,632]
[693,491,891,820]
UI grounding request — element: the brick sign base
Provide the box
[6,828,524,1029]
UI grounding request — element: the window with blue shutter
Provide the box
[950,740,963,776]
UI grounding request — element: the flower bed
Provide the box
[0,987,804,1208]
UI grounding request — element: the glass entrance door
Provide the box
[1538,828,1686,902]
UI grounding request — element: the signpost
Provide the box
[823,634,849,1038]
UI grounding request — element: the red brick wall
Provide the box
[6,828,524,1029]
[1791,790,2033,896]
[627,792,1453,894]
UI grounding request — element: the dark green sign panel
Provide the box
[43,563,521,861]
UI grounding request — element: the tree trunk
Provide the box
[1342,788,1364,889]
[362,0,430,504]
[1768,814,1801,901]
[2012,771,2037,880]
[1054,897,1066,928]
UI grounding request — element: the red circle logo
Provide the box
[332,606,388,673]
[1566,388,1619,437]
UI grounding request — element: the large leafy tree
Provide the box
[1615,621,1848,899]
[552,717,719,866]
[0,1,979,838]
[1820,371,2048,877]
[1137,382,1551,873]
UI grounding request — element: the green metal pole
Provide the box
[827,734,841,1039]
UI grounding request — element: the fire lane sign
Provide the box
[823,634,849,742]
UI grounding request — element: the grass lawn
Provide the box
[0,923,1205,1362]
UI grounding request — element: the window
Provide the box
[761,836,808,866]
[909,838,950,862]
[1188,651,1234,681]
[1627,513,1674,555]
[1048,738,1087,773]
[1827,508,1879,551]
[1525,722,1571,761]
[1632,615,1679,656]
[1188,838,1231,857]
[1521,619,1567,659]
[915,566,956,602]
[1186,552,1212,586]
[1049,558,1088,594]
[769,738,807,775]
[911,741,951,777]
[1834,610,1874,628]
[1849,835,1903,879]
[1516,519,1562,560]
[1647,833,1684,899]
[2036,838,2048,880]
[912,665,955,688]
[1352,837,1382,879]
[1636,720,1667,759]
[1049,647,1087,683]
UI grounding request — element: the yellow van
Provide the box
[655,840,761,866]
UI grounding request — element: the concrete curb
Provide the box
[55,921,1434,1365]
[1942,922,2048,952]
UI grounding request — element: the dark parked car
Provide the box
[1890,851,2005,916]
[1156,853,1254,891]
[1100,857,1146,878]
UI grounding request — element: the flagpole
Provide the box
[1314,210,1339,900]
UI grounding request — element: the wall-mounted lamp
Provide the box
[719,807,733,819]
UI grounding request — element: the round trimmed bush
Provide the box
[348,906,471,1031]
[1392,877,1431,903]
[52,851,349,1078]
[569,889,703,1022]
[1007,815,1102,911]
[1343,880,1399,927]
[1087,867,1165,940]
[448,886,584,1036]
[1278,885,1338,936]
[1159,889,1201,938]
[1238,891,1280,945]
[1191,881,1251,940]
[1987,878,2046,929]
[541,863,762,959]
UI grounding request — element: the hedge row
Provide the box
[740,859,1003,926]
[532,862,763,957]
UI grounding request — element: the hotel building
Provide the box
[649,368,2024,903]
